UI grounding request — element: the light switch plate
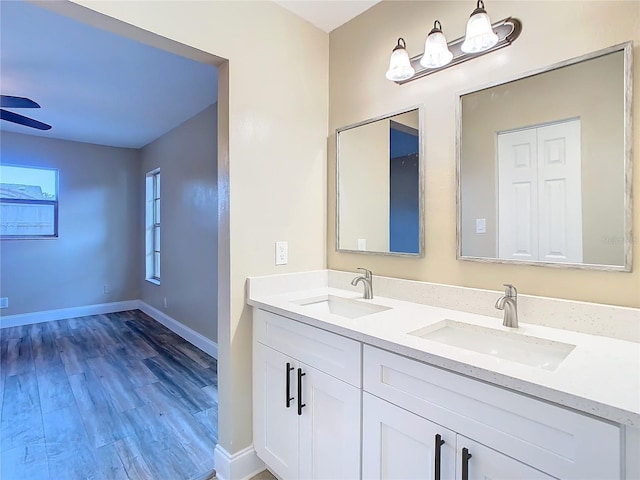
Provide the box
[275,241,288,265]
[476,218,486,234]
[357,239,367,251]
[0,297,8,309]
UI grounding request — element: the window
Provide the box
[0,165,59,239]
[145,169,160,283]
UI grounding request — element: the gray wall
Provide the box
[0,131,141,315]
[140,104,218,342]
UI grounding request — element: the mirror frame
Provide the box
[456,42,633,271]
[336,105,425,257]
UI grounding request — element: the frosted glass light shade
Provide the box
[461,1,499,53]
[386,38,415,81]
[420,21,453,69]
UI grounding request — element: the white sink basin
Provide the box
[409,319,575,371]
[292,295,391,319]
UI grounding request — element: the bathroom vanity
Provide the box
[248,271,640,480]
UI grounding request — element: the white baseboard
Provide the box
[0,300,140,329]
[137,301,218,359]
[214,444,265,480]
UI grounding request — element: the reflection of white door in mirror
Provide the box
[497,119,582,263]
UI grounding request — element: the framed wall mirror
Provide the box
[457,42,632,271]
[337,107,424,256]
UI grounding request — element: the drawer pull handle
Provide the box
[434,434,445,480]
[462,447,472,480]
[285,362,294,408]
[297,368,306,415]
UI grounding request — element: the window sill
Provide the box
[145,278,161,286]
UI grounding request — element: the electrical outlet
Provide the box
[357,239,367,251]
[103,284,110,294]
[275,241,288,265]
[0,297,7,309]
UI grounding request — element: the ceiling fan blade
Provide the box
[0,95,41,109]
[1,109,52,130]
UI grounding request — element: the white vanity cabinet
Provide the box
[363,345,621,480]
[363,392,555,480]
[253,309,362,480]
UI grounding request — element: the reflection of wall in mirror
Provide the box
[339,119,390,251]
[460,50,624,266]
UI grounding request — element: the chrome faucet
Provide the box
[351,268,373,299]
[495,284,518,328]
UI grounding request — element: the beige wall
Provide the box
[460,51,624,265]
[140,104,218,342]
[60,0,329,457]
[339,119,389,251]
[329,0,640,308]
[0,131,141,315]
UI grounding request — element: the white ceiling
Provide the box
[0,1,378,148]
[0,1,218,149]
[274,0,381,32]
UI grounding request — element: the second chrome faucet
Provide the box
[351,268,373,299]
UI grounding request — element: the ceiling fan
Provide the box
[1,95,52,130]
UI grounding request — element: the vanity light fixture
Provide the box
[461,0,499,53]
[385,38,415,82]
[420,21,453,69]
[386,1,521,85]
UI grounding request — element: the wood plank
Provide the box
[113,437,155,480]
[193,405,219,445]
[5,329,35,377]
[0,443,50,480]
[136,381,190,414]
[94,443,129,480]
[142,356,215,413]
[30,322,64,372]
[68,370,131,448]
[151,404,216,472]
[42,406,104,480]
[87,355,144,413]
[36,360,76,414]
[0,373,45,451]
[123,404,198,479]
[105,346,158,388]
[55,334,88,376]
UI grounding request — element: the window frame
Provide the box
[145,168,161,284]
[0,165,59,240]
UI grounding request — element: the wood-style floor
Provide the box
[0,310,218,480]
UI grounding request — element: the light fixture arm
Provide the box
[393,17,522,85]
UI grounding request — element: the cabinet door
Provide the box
[253,343,298,480]
[298,363,361,480]
[363,392,456,480]
[456,436,554,480]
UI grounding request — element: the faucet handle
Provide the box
[503,284,517,297]
[357,267,372,281]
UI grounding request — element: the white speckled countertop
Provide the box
[247,273,640,428]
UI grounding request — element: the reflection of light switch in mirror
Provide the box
[476,218,486,234]
[357,239,367,251]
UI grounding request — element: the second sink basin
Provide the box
[292,294,391,319]
[409,319,575,371]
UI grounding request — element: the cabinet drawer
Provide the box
[254,309,361,387]
[363,345,621,480]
